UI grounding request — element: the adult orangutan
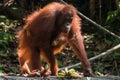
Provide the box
[17,2,93,76]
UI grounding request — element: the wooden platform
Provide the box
[0,75,120,80]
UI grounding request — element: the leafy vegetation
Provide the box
[0,15,19,74]
[0,15,16,55]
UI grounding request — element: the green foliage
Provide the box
[0,15,16,56]
[0,64,4,73]
[106,2,120,35]
[107,10,120,23]
[85,34,95,41]
[11,7,23,15]
[11,66,19,73]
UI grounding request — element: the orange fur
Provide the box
[17,2,93,76]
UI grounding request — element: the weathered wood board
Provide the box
[0,75,120,80]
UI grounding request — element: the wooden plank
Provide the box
[0,75,120,80]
